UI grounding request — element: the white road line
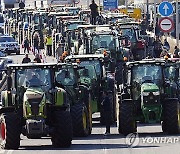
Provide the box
[7,150,14,154]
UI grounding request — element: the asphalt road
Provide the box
[2,51,180,154]
[1,112,180,154]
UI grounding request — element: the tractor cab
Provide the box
[65,54,117,124]
[118,59,180,135]
[0,63,73,149]
[116,23,146,60]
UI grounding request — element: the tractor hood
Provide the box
[24,88,44,100]
[141,83,159,93]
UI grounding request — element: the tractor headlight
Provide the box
[153,91,160,96]
[142,92,150,96]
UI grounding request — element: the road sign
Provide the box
[158,1,173,17]
[159,17,174,33]
[103,0,118,10]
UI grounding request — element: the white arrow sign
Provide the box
[163,4,169,15]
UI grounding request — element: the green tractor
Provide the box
[118,59,180,135]
[55,63,92,137]
[0,63,72,149]
[65,54,117,124]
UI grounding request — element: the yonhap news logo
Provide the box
[125,133,180,148]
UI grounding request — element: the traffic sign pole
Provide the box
[176,0,179,47]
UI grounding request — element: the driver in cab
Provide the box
[27,73,41,87]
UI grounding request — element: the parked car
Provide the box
[0,35,20,55]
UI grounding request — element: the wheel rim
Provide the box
[0,122,5,140]
[82,111,87,130]
[177,107,180,128]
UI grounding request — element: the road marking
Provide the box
[7,150,14,154]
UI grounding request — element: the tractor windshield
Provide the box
[55,68,76,86]
[79,64,97,80]
[80,60,102,78]
[120,28,136,42]
[92,35,116,53]
[132,64,162,85]
[16,68,52,90]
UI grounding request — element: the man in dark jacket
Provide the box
[153,36,162,58]
[34,54,41,63]
[174,46,180,58]
[23,37,29,53]
[22,54,31,63]
[90,0,98,25]
[33,34,39,54]
[101,91,111,135]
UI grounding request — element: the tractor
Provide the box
[65,54,117,124]
[55,63,92,137]
[118,59,180,135]
[0,63,72,149]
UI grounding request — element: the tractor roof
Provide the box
[7,63,57,70]
[65,54,104,62]
[125,59,166,67]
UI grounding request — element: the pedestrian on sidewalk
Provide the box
[90,0,99,25]
[23,36,30,53]
[101,91,111,136]
[153,36,162,58]
[163,39,170,51]
[34,54,41,63]
[173,46,180,58]
[22,54,31,64]
[45,34,53,56]
[33,34,39,54]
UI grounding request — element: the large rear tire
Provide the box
[119,99,137,135]
[71,104,89,137]
[0,112,21,149]
[163,99,180,134]
[51,111,72,148]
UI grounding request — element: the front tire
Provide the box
[71,104,89,137]
[163,99,180,134]
[119,99,136,135]
[51,111,72,148]
[0,112,21,149]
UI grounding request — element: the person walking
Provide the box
[22,54,31,63]
[163,39,170,51]
[33,34,39,54]
[23,37,30,53]
[101,91,111,135]
[45,34,53,56]
[153,36,162,58]
[173,46,180,58]
[89,0,98,25]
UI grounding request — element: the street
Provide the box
[1,113,180,154]
[0,1,179,153]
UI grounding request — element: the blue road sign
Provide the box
[103,0,118,10]
[158,1,173,17]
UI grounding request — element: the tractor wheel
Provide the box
[51,111,72,148]
[163,99,180,134]
[71,104,89,137]
[119,99,136,135]
[0,112,21,149]
[33,31,44,49]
